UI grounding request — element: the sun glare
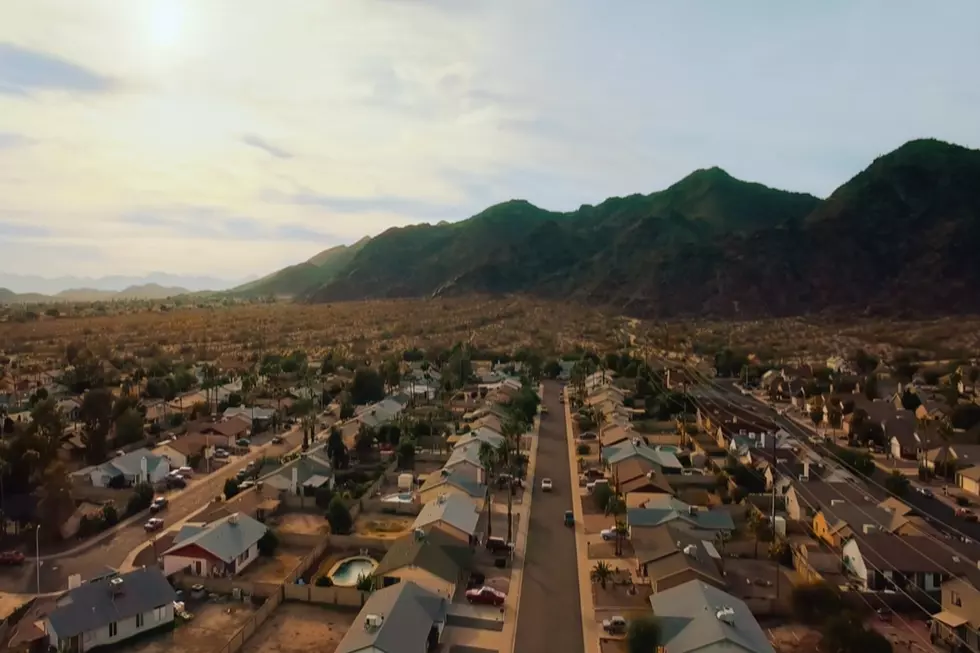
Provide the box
[146,0,185,51]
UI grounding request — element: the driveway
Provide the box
[514,381,585,653]
[0,426,305,594]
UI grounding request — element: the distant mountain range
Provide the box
[0,272,247,296]
[0,283,195,304]
[231,237,371,297]
[264,138,977,318]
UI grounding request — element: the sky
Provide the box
[1,0,979,283]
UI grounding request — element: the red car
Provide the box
[0,551,25,565]
[465,586,506,606]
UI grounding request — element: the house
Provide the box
[442,445,486,485]
[841,532,957,594]
[812,503,908,548]
[89,448,169,488]
[633,523,726,592]
[792,539,846,585]
[454,428,505,453]
[335,581,448,653]
[784,480,874,521]
[602,439,683,473]
[958,466,980,496]
[373,529,472,600]
[360,397,406,429]
[199,416,251,441]
[648,580,775,653]
[418,469,485,507]
[55,398,81,422]
[613,458,672,504]
[223,406,275,425]
[44,567,176,653]
[924,444,980,473]
[886,413,934,460]
[627,501,734,537]
[917,399,953,422]
[412,494,481,545]
[152,433,213,469]
[933,572,980,652]
[264,451,335,494]
[162,512,268,577]
[599,424,633,448]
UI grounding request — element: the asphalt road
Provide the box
[0,426,305,594]
[514,380,585,653]
[706,377,980,543]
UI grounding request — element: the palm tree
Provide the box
[591,561,613,589]
[500,418,525,542]
[614,520,629,557]
[605,494,627,555]
[478,441,498,541]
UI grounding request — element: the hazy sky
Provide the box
[2,1,979,280]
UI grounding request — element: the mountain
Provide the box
[0,283,191,305]
[232,236,371,297]
[299,139,980,318]
[0,272,242,295]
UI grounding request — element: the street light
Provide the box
[35,525,41,594]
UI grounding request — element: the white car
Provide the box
[541,478,553,492]
[600,528,617,541]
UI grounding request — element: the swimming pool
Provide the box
[381,492,414,503]
[327,556,378,586]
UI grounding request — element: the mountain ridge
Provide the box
[300,138,980,317]
[0,283,191,305]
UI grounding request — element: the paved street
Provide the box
[0,426,304,594]
[514,380,585,653]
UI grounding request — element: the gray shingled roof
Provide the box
[163,512,267,562]
[649,580,774,653]
[47,567,176,639]
[335,581,448,653]
[413,493,480,537]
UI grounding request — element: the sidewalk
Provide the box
[564,396,600,653]
[500,410,541,653]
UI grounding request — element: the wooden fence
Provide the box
[283,583,369,607]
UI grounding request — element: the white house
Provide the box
[162,513,268,578]
[44,567,176,653]
[89,448,170,488]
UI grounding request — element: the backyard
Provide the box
[352,514,415,539]
[121,599,257,653]
[238,546,305,583]
[240,603,357,653]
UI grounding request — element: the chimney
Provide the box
[364,614,384,631]
[109,577,124,595]
[229,513,239,525]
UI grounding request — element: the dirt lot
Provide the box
[238,547,304,583]
[590,568,652,610]
[587,538,635,559]
[123,599,257,653]
[353,514,415,539]
[275,513,329,536]
[241,603,357,653]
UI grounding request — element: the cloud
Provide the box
[0,220,48,238]
[0,132,33,150]
[241,134,293,159]
[269,189,467,222]
[0,42,114,95]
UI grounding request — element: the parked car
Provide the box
[149,497,168,513]
[564,510,575,527]
[0,551,25,566]
[144,518,164,532]
[465,586,506,606]
[602,616,628,635]
[541,478,553,492]
[918,487,935,498]
[579,432,598,441]
[177,466,193,477]
[239,481,255,490]
[486,537,514,555]
[586,479,610,493]
[957,508,976,520]
[583,468,605,480]
[214,449,229,459]
[236,438,251,448]
[165,474,186,489]
[600,528,618,541]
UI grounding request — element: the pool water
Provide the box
[329,557,378,586]
[381,492,414,503]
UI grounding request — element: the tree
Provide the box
[627,615,661,653]
[224,478,240,499]
[863,375,879,401]
[350,367,385,405]
[115,408,145,446]
[397,439,416,469]
[355,423,377,459]
[884,470,910,497]
[791,582,843,625]
[37,461,74,540]
[590,561,613,589]
[127,482,154,516]
[327,428,348,468]
[355,573,374,592]
[593,483,614,513]
[746,509,769,558]
[327,496,353,534]
[900,389,922,411]
[822,613,892,653]
[478,441,498,539]
[257,529,279,556]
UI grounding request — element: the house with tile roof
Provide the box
[86,448,170,488]
[648,580,775,653]
[162,512,268,577]
[335,581,448,653]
